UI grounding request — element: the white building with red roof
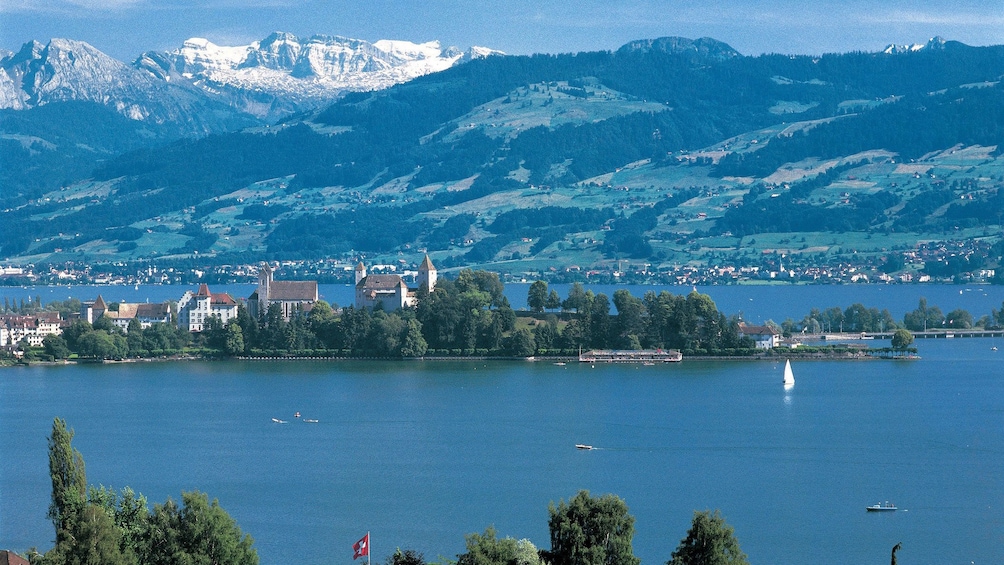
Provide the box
[178,283,239,332]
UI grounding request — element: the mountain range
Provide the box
[2,34,1003,282]
[2,33,500,124]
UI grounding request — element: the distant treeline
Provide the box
[775,297,1004,335]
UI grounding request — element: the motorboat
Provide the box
[575,444,594,450]
[866,501,897,511]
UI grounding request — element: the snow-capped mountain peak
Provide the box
[132,32,502,120]
[883,36,948,55]
[0,37,259,133]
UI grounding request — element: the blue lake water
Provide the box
[2,339,1002,565]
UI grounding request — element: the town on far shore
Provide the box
[0,233,1000,289]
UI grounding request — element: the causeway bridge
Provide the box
[817,330,1004,340]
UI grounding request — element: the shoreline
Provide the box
[3,349,915,368]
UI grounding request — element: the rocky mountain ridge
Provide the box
[0,32,501,125]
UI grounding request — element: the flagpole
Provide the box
[368,531,371,565]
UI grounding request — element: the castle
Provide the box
[355,255,437,310]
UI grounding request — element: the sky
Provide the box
[2,0,1003,61]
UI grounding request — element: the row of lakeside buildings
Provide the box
[1,259,439,348]
[3,255,785,351]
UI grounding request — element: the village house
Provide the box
[177,283,239,332]
[248,263,318,320]
[0,312,63,347]
[737,322,780,349]
[80,295,172,332]
[355,255,437,310]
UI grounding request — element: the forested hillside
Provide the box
[3,37,1004,281]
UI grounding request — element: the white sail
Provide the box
[783,359,795,387]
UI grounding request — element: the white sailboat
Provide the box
[783,359,794,389]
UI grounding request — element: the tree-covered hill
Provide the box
[3,37,1004,280]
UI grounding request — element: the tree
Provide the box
[945,308,974,329]
[48,417,87,538]
[457,526,543,565]
[126,318,145,355]
[612,289,644,349]
[506,328,536,357]
[589,294,612,348]
[179,491,258,565]
[400,318,428,357]
[386,549,425,565]
[546,290,562,311]
[528,281,548,313]
[562,283,590,313]
[903,298,943,331]
[891,329,914,351]
[49,503,135,565]
[62,320,93,351]
[224,322,245,356]
[143,491,258,565]
[544,490,640,565]
[44,334,71,360]
[77,330,127,360]
[668,510,748,565]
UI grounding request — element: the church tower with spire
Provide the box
[355,261,367,286]
[417,254,437,292]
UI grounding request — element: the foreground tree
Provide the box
[48,418,87,538]
[138,491,258,565]
[457,526,544,565]
[44,503,135,565]
[668,510,748,565]
[41,419,257,565]
[385,549,426,565]
[545,491,640,565]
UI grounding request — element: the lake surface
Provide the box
[2,339,1002,565]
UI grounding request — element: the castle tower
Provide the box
[258,263,273,315]
[417,254,437,291]
[355,261,367,286]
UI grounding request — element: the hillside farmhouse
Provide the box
[355,255,437,310]
[177,284,239,332]
[248,263,318,320]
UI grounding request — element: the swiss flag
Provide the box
[353,533,370,560]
